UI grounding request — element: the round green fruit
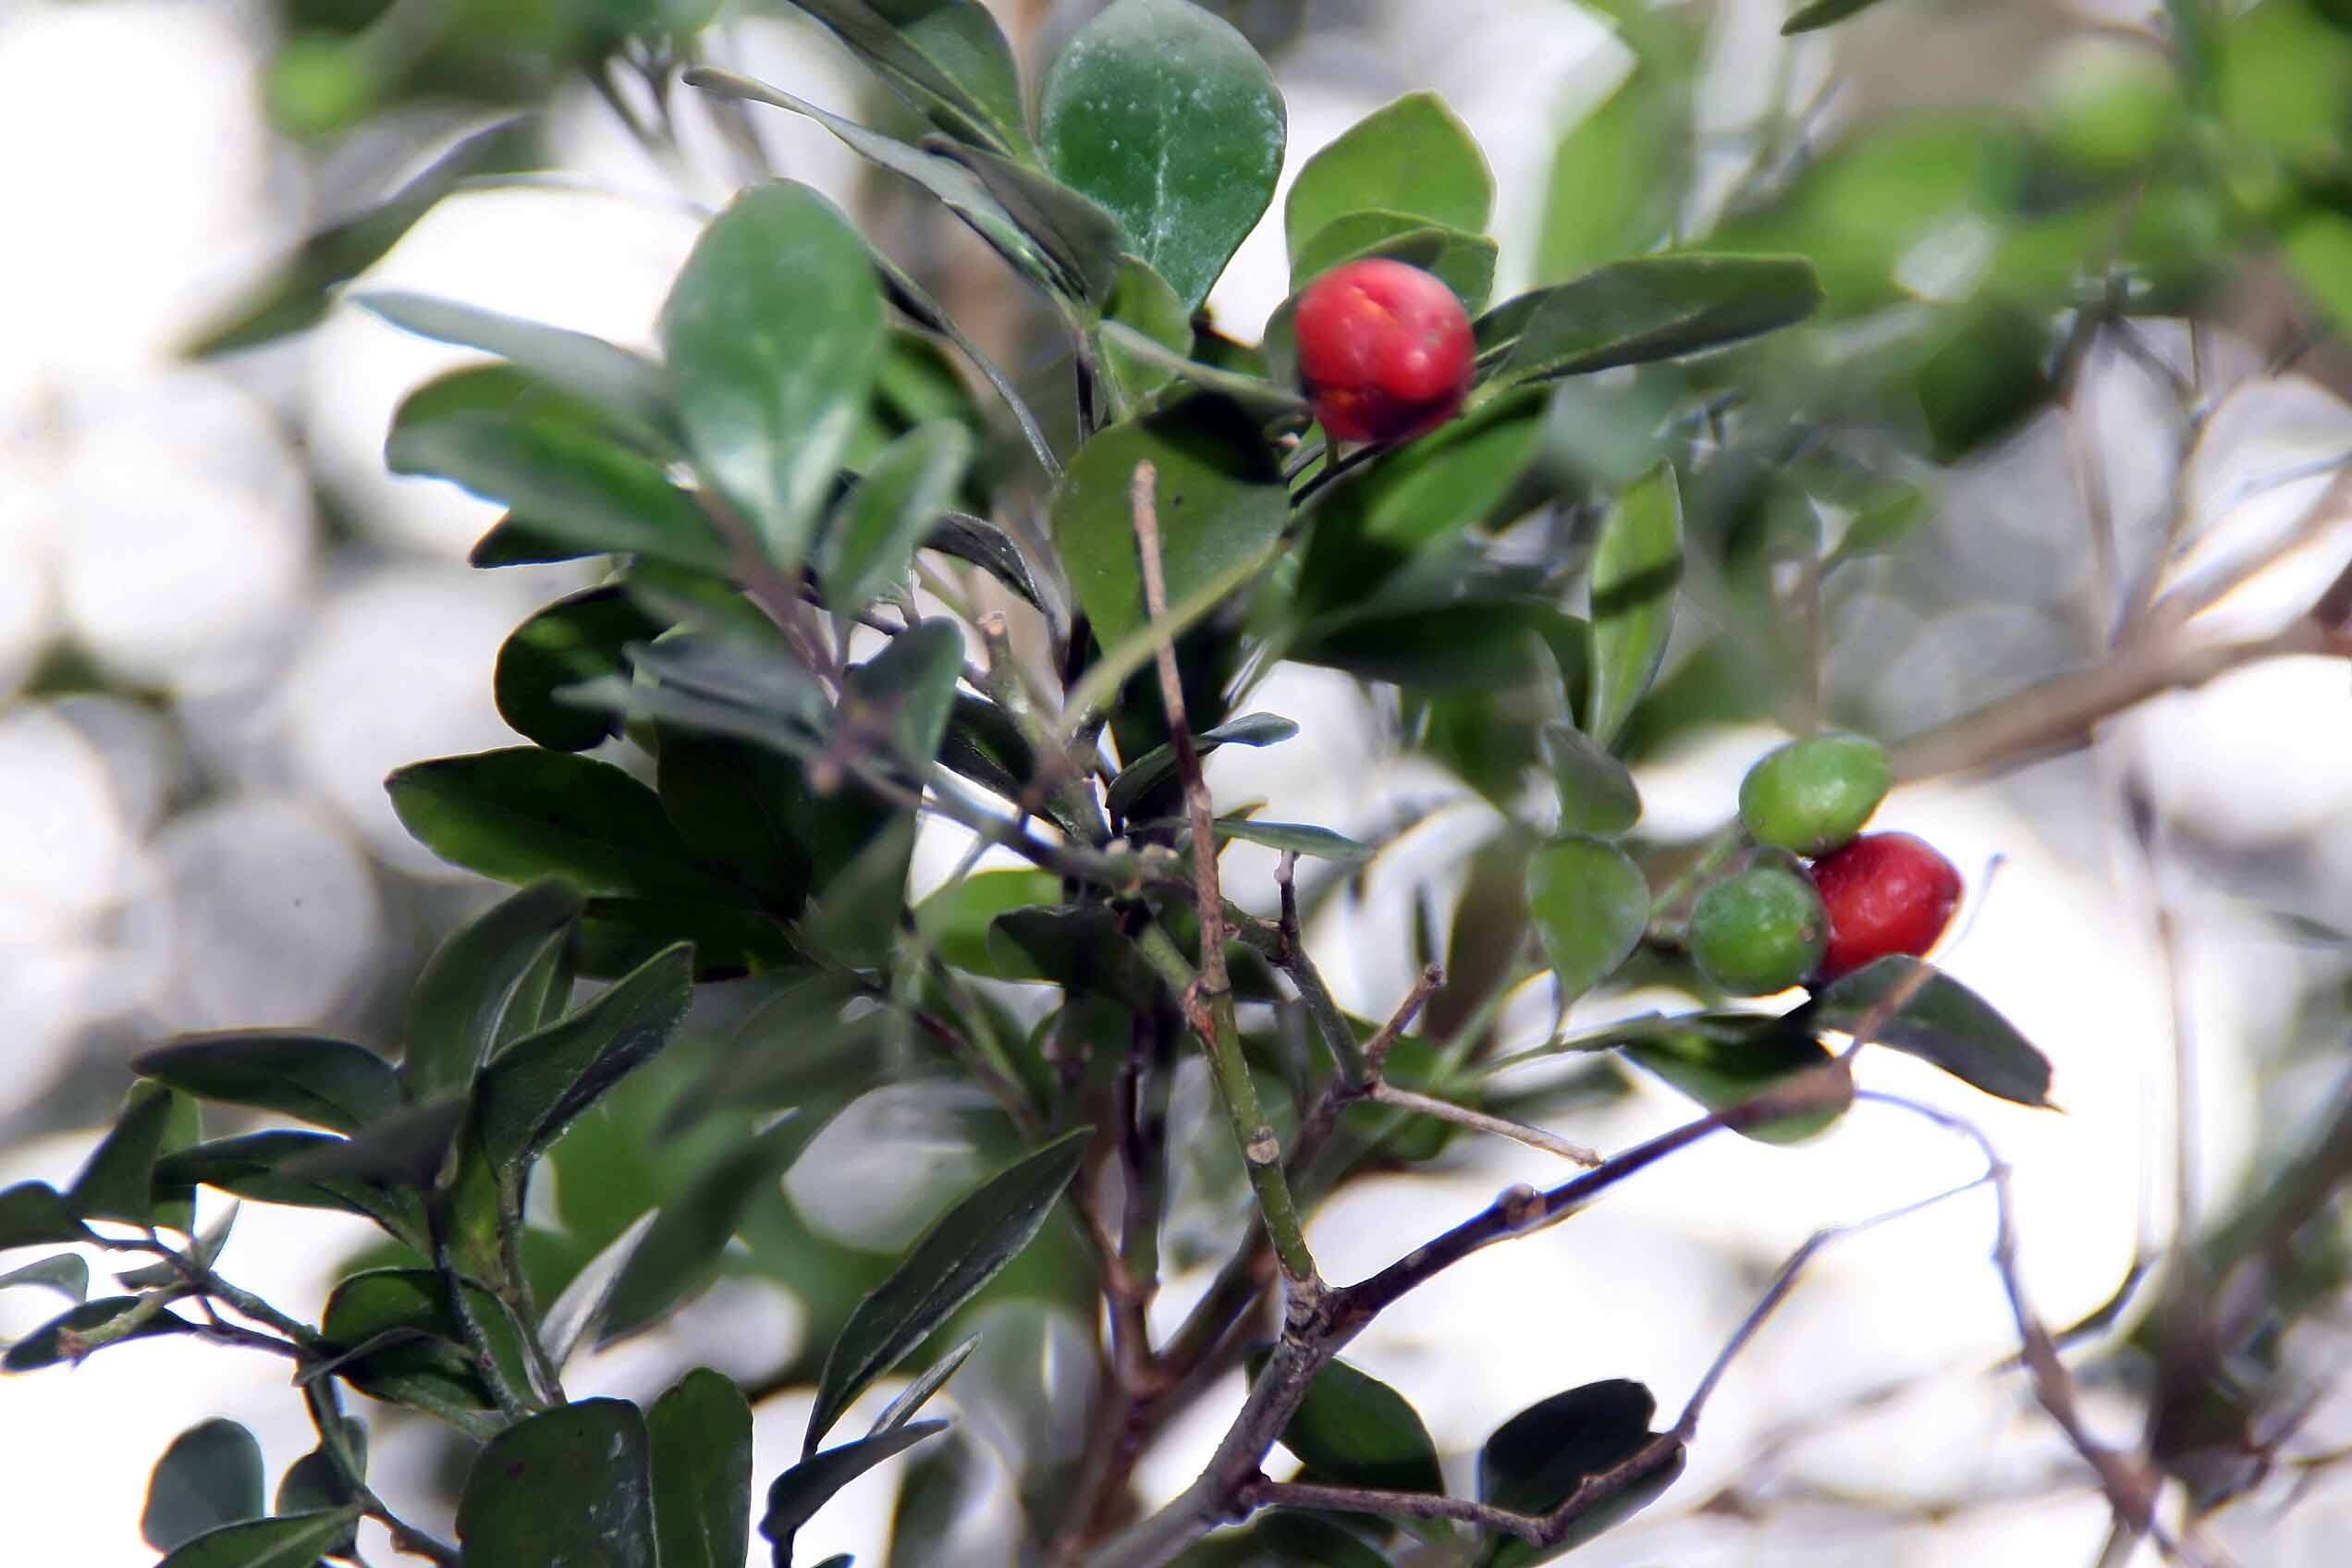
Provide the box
[1688,866,1829,997]
[1737,732,1892,856]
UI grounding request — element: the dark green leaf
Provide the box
[320,1270,533,1439]
[926,140,1128,303]
[404,878,585,1100]
[1039,0,1287,311]
[477,943,696,1177]
[986,906,1161,1009]
[1782,0,1890,34]
[1191,818,1373,863]
[762,1421,949,1549]
[938,693,1047,814]
[1477,1379,1682,1567]
[1285,92,1492,264]
[807,1127,1090,1452]
[1092,324,1311,423]
[188,118,538,354]
[917,870,1063,974]
[1539,722,1640,837]
[1623,1013,1849,1144]
[843,619,968,773]
[0,1182,96,1249]
[280,1097,467,1191]
[275,1422,365,1520]
[1287,213,1498,313]
[4,1295,193,1371]
[1525,836,1650,1008]
[822,423,975,615]
[1259,1513,1395,1568]
[143,1419,264,1552]
[1055,396,1289,656]
[1804,957,2055,1108]
[355,291,675,447]
[664,180,885,572]
[470,512,590,568]
[387,748,751,904]
[1253,1353,1443,1495]
[457,1399,655,1567]
[925,512,1043,609]
[1499,256,1822,384]
[1586,466,1682,748]
[651,1368,756,1568]
[1105,712,1298,821]
[1100,258,1193,408]
[386,366,732,574]
[870,1332,979,1436]
[69,1083,199,1230]
[153,1133,430,1249]
[778,0,1032,157]
[153,1510,364,1568]
[656,733,816,913]
[133,1033,398,1135]
[496,587,671,751]
[0,1253,88,1302]
[1293,602,1560,692]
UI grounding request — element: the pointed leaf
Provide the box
[1189,818,1373,864]
[496,585,671,752]
[153,1510,365,1568]
[1040,0,1286,311]
[153,1133,430,1249]
[843,619,968,775]
[1586,466,1682,747]
[1525,836,1650,1008]
[822,422,975,614]
[320,1270,532,1439]
[664,180,886,571]
[806,1127,1090,1452]
[651,1368,756,1568]
[762,1421,949,1548]
[404,877,587,1100]
[68,1084,199,1230]
[143,1419,264,1551]
[1782,0,1891,33]
[925,512,1043,610]
[870,1332,980,1436]
[0,1182,96,1250]
[1251,1353,1443,1496]
[543,1211,658,1370]
[1804,957,2055,1108]
[926,140,1127,303]
[4,1295,193,1371]
[457,1399,655,1567]
[279,1097,467,1190]
[1623,1013,1850,1145]
[1500,254,1821,384]
[133,1033,398,1135]
[0,1253,88,1303]
[780,0,1032,157]
[356,291,675,446]
[1104,712,1298,822]
[1539,722,1641,837]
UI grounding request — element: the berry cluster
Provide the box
[1687,734,1962,996]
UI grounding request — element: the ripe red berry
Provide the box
[1292,258,1476,446]
[1807,832,1963,984]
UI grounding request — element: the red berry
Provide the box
[1807,832,1963,984]
[1292,259,1475,446]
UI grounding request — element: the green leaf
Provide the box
[496,586,671,752]
[388,749,751,904]
[870,1332,980,1436]
[763,1420,949,1550]
[355,291,675,447]
[1292,601,1559,692]
[1285,91,1492,267]
[5,1295,193,1371]
[386,366,732,574]
[1499,255,1823,385]
[153,1510,365,1568]
[1586,465,1682,748]
[939,693,1048,814]
[132,1034,398,1136]
[457,1399,655,1567]
[1254,1354,1444,1496]
[1040,0,1287,311]
[807,1127,1091,1452]
[845,619,967,775]
[822,423,975,616]
[780,0,1032,158]
[1477,1380,1684,1567]
[926,140,1128,303]
[651,1368,756,1568]
[986,907,1161,1009]
[153,1133,430,1249]
[1194,818,1373,863]
[1105,712,1297,821]
[1803,957,2055,1108]
[1288,212,1498,312]
[1055,396,1289,656]
[279,1097,468,1191]
[1538,43,1686,281]
[143,1419,264,1552]
[0,1182,96,1249]
[918,870,1064,974]
[657,733,816,914]
[1091,324,1311,423]
[925,512,1044,610]
[1539,722,1640,837]
[1100,258,1194,408]
[69,1083,199,1230]
[477,943,696,1177]
[663,180,886,572]
[0,1253,88,1303]
[1782,0,1891,33]
[404,878,587,1100]
[320,1270,533,1439]
[1622,1013,1849,1144]
[1525,836,1650,1009]
[275,1422,364,1520]
[187,118,538,354]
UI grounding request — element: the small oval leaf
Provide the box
[1525,837,1651,1009]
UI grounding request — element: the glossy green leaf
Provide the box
[1287,212,1498,313]
[657,733,816,914]
[132,1033,398,1136]
[925,512,1045,610]
[664,180,885,572]
[651,1368,756,1568]
[762,1420,949,1550]
[807,1127,1090,1452]
[1623,1013,1849,1144]
[386,366,732,575]
[1196,818,1373,863]
[1539,722,1640,837]
[1499,255,1822,385]
[1477,1379,1683,1567]
[153,1510,364,1568]
[1525,836,1650,1008]
[404,878,586,1100]
[1055,396,1289,655]
[1256,1354,1443,1495]
[1586,466,1682,748]
[1092,324,1311,423]
[153,1133,430,1249]
[1538,43,1684,280]
[1286,91,1492,265]
[1105,712,1298,821]
[355,291,674,447]
[143,1419,264,1552]
[319,1269,533,1439]
[986,906,1161,1009]
[927,140,1127,302]
[495,586,670,752]
[0,1253,88,1303]
[188,119,537,354]
[5,1294,193,1371]
[918,869,1063,974]
[1804,957,2055,1108]
[477,943,696,1177]
[844,619,967,777]
[69,1083,199,1231]
[0,1182,96,1250]
[457,1399,655,1567]
[822,423,975,615]
[1040,0,1287,311]
[1100,258,1193,409]
[388,749,750,905]
[780,0,1032,157]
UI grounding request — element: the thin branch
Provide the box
[1366,1083,1602,1168]
[1238,1477,1547,1542]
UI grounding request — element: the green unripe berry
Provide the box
[1738,732,1892,856]
[1688,866,1828,996]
